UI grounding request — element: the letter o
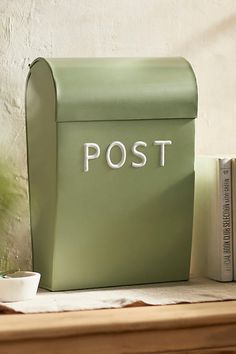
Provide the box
[106,141,126,169]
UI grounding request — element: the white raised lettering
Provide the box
[84,143,100,172]
[131,141,147,168]
[106,141,126,169]
[153,140,172,167]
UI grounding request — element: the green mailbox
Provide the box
[25,57,197,291]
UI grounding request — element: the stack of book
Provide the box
[194,156,236,281]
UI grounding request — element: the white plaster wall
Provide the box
[0,0,236,274]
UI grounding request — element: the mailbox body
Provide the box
[26,58,197,290]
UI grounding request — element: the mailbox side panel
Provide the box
[51,118,195,290]
[25,60,57,289]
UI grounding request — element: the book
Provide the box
[231,158,236,280]
[194,157,233,281]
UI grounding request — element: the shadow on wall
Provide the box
[0,159,28,272]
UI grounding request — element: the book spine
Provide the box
[219,159,233,281]
[232,159,236,280]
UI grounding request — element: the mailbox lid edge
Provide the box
[30,57,198,122]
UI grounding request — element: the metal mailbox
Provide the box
[25,57,198,290]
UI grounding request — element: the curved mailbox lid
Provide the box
[29,57,198,122]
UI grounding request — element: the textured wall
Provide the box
[1,0,236,274]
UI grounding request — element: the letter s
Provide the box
[131,141,147,168]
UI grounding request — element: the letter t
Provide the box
[153,140,172,167]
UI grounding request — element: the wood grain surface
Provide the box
[1,301,236,353]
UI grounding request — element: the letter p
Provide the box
[84,143,100,172]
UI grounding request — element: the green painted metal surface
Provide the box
[25,57,197,291]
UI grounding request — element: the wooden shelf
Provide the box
[1,301,236,353]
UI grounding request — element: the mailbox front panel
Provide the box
[50,118,194,290]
